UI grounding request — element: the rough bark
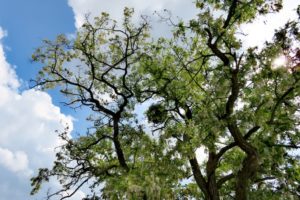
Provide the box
[206,152,220,200]
[189,157,210,199]
[113,117,129,171]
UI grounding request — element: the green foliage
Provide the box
[31,2,300,200]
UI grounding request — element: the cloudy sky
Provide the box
[0,0,297,199]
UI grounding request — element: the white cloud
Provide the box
[0,27,19,89]
[0,27,75,200]
[67,0,197,37]
[0,148,29,173]
[0,27,6,38]
[239,0,298,48]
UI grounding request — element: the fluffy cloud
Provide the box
[67,0,197,37]
[0,27,19,89]
[0,148,28,173]
[0,28,82,200]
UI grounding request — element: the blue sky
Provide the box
[0,0,297,199]
[0,0,75,81]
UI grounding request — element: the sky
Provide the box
[0,0,298,199]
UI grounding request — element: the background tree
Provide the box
[31,1,300,200]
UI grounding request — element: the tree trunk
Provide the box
[227,123,259,200]
[207,152,220,200]
[235,154,259,200]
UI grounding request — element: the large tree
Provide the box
[31,1,300,200]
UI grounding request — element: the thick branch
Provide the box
[217,173,234,188]
[223,0,239,28]
[269,86,295,124]
[189,158,209,199]
[205,28,230,66]
[113,118,129,171]
[216,126,260,160]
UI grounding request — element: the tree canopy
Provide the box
[31,1,300,200]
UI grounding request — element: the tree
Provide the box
[31,2,300,200]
